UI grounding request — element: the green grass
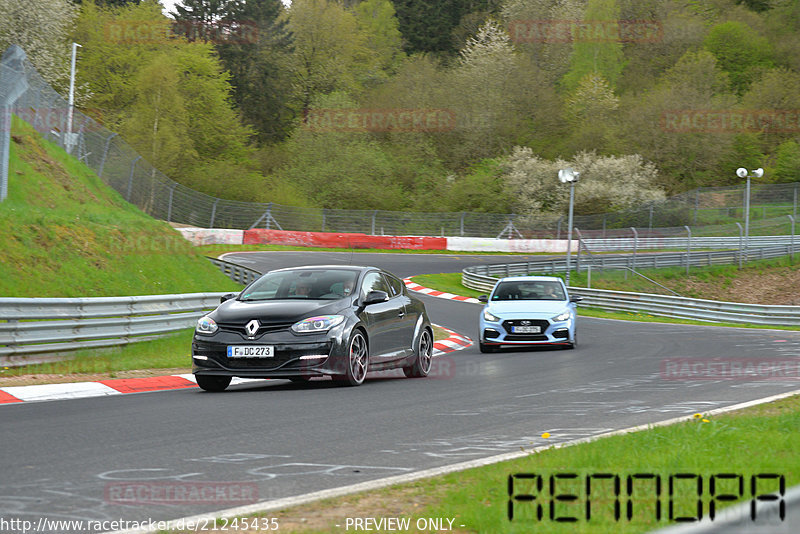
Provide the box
[0,329,194,379]
[0,117,239,297]
[414,395,800,533]
[172,394,799,533]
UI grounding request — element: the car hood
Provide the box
[486,300,570,318]
[213,298,349,324]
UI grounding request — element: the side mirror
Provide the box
[569,295,583,303]
[478,295,488,303]
[363,290,389,305]
[220,292,238,304]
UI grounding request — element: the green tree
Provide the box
[561,0,625,92]
[564,72,620,152]
[391,0,497,55]
[354,0,405,80]
[703,20,774,94]
[214,0,295,143]
[282,0,370,110]
[118,53,195,178]
[771,139,800,183]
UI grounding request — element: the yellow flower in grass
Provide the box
[542,432,551,439]
[702,419,710,423]
[693,413,703,419]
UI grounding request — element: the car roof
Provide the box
[496,276,565,283]
[270,265,378,274]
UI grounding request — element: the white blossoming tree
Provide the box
[503,146,666,217]
[0,0,78,89]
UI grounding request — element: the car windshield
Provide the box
[491,281,565,301]
[239,269,359,301]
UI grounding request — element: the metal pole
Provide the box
[209,199,219,228]
[460,212,465,236]
[166,183,176,222]
[693,190,699,226]
[631,227,638,272]
[794,185,797,219]
[98,132,117,178]
[126,155,141,202]
[744,176,751,258]
[587,265,591,289]
[649,203,654,230]
[65,43,81,154]
[321,209,326,232]
[565,181,576,286]
[684,225,691,275]
[371,210,377,235]
[789,215,796,264]
[735,222,743,269]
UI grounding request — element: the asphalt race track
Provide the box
[1,252,798,532]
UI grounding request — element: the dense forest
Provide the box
[2,0,800,219]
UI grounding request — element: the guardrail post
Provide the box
[684,225,691,275]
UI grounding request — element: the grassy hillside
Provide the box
[0,118,240,297]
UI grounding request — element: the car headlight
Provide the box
[552,311,571,322]
[292,315,345,334]
[483,309,501,322]
[196,315,218,335]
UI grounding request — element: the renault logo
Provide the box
[245,319,260,338]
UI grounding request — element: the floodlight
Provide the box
[736,168,748,178]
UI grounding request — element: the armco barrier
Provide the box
[0,293,226,366]
[243,229,447,250]
[461,255,800,326]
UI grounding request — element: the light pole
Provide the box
[559,168,580,286]
[65,42,82,154]
[736,167,764,261]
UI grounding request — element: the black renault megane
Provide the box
[192,265,434,390]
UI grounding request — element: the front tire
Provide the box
[567,330,577,350]
[337,331,369,386]
[404,328,433,378]
[196,375,231,392]
[479,341,497,353]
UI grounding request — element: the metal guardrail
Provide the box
[0,293,227,365]
[463,244,798,280]
[462,248,800,326]
[585,235,797,250]
[207,256,262,286]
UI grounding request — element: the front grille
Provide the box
[502,319,550,335]
[217,322,294,338]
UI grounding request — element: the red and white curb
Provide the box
[0,328,471,405]
[403,277,481,304]
[432,325,472,355]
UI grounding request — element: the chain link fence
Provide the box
[2,45,800,239]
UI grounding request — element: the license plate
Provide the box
[227,345,274,358]
[512,326,541,334]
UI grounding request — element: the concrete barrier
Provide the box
[176,228,244,245]
[243,229,447,250]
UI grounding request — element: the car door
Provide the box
[383,273,417,356]
[358,271,404,360]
